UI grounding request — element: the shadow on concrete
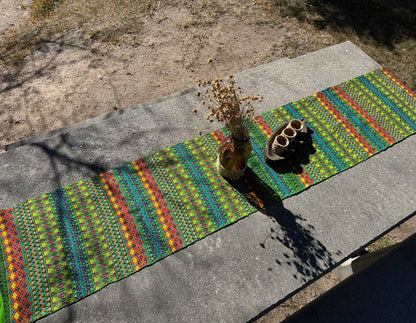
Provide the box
[32,133,106,189]
[280,0,416,48]
[260,202,339,283]
[227,162,338,283]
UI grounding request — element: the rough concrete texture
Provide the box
[2,41,413,323]
[284,233,416,323]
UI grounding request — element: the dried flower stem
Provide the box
[195,75,263,140]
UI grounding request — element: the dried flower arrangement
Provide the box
[194,73,264,179]
[194,75,263,140]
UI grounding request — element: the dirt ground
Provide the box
[1,1,416,321]
[0,0,338,152]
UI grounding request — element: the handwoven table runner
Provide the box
[1,68,416,322]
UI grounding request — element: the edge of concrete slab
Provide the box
[247,208,416,323]
[5,40,380,152]
[4,57,290,151]
[4,85,202,151]
[0,40,382,212]
[283,228,416,323]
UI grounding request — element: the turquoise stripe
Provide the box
[48,189,94,300]
[359,75,416,130]
[114,165,169,262]
[324,89,389,151]
[173,143,230,229]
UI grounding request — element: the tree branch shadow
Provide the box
[281,0,416,49]
[32,133,107,189]
[0,32,93,94]
[260,203,341,283]
[227,164,340,283]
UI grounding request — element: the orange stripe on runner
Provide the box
[131,159,184,253]
[99,171,149,271]
[253,115,274,137]
[211,129,225,146]
[315,92,376,155]
[333,86,396,145]
[0,208,33,322]
[382,68,416,101]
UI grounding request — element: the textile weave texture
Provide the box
[1,67,416,322]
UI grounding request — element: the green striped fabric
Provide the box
[1,67,416,322]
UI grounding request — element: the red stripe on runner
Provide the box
[333,85,396,145]
[315,92,376,155]
[0,208,33,322]
[132,159,184,252]
[99,171,149,271]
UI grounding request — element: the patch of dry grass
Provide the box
[266,0,416,89]
[366,235,393,253]
[1,0,415,90]
[0,21,54,65]
[29,0,66,22]
[0,0,153,65]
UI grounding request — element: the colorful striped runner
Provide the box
[1,67,416,322]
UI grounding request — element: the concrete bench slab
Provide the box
[2,41,414,323]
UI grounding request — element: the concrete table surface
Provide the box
[1,41,415,322]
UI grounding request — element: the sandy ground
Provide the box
[0,0,31,36]
[0,1,332,152]
[1,1,416,322]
